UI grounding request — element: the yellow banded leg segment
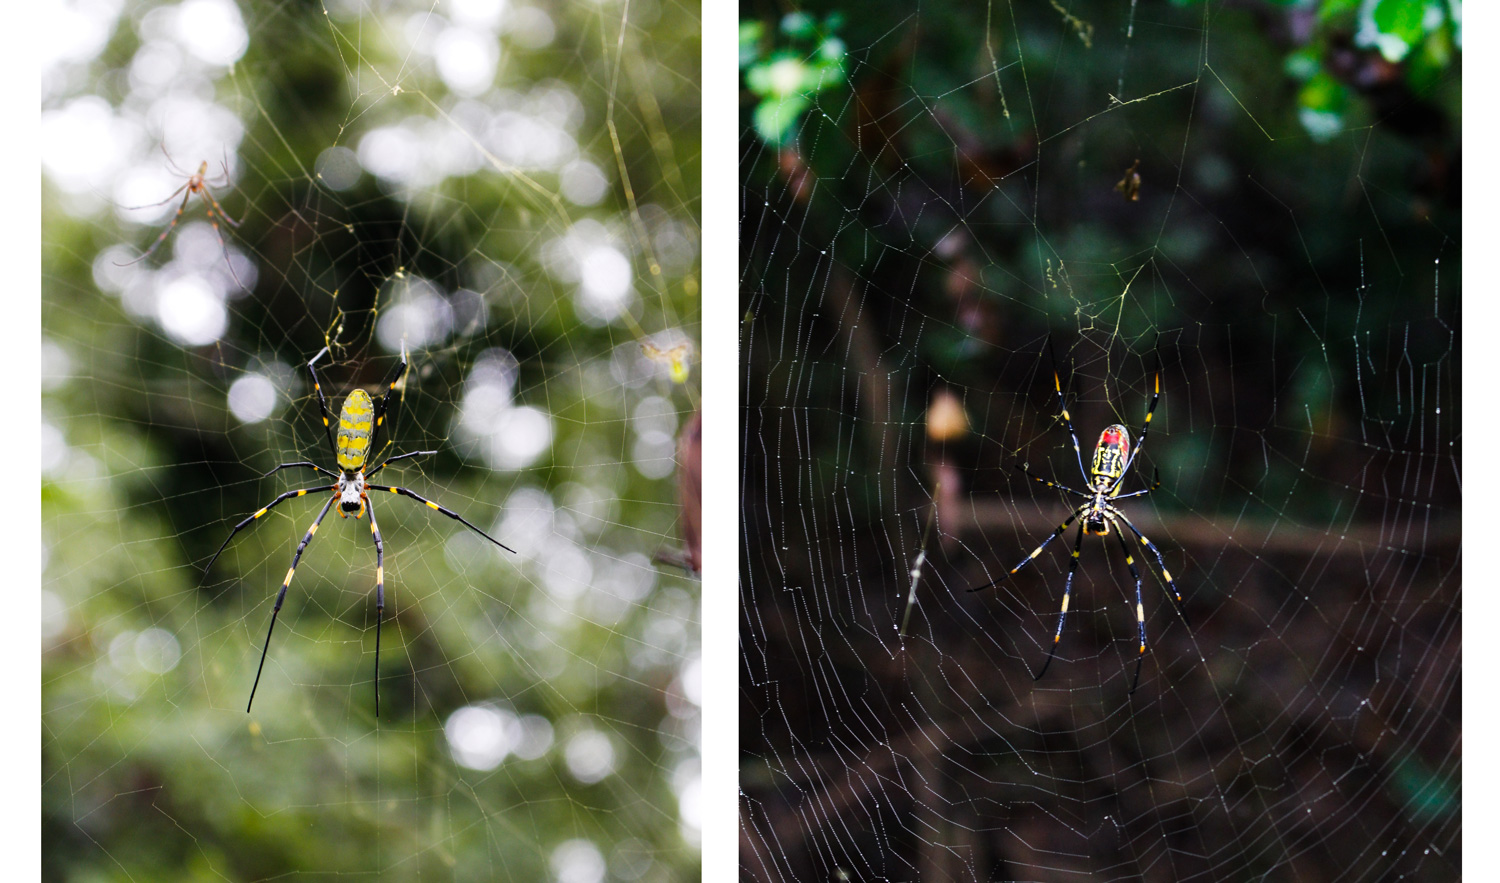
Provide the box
[368,497,385,717]
[205,485,334,575]
[1112,523,1149,693]
[1121,362,1162,480]
[1036,522,1087,681]
[370,484,516,554]
[1009,515,1081,577]
[1050,358,1089,481]
[364,346,410,464]
[1117,510,1188,620]
[306,348,339,459]
[248,495,336,713]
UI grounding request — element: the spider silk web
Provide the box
[739,1,1459,880]
[42,0,701,879]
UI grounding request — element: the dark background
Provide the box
[740,0,1458,880]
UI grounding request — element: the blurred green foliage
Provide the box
[1280,0,1461,140]
[740,13,848,144]
[43,0,701,880]
[738,1,1457,877]
[739,0,1459,524]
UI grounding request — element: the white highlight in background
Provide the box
[563,729,616,783]
[445,703,520,771]
[173,0,248,66]
[550,839,605,883]
[156,275,227,346]
[227,374,278,424]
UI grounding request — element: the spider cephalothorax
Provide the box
[205,343,515,716]
[971,356,1188,693]
[337,470,368,518]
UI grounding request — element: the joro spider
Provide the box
[205,344,515,715]
[117,156,246,288]
[970,357,1187,693]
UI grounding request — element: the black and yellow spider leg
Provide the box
[367,495,385,717]
[307,348,339,460]
[367,342,409,455]
[365,450,435,481]
[967,508,1084,593]
[205,484,336,573]
[1014,463,1091,499]
[1110,522,1149,694]
[1110,467,1160,502]
[1035,521,1087,680]
[248,494,337,713]
[1109,507,1188,626]
[1115,357,1161,491]
[1048,341,1091,483]
[262,461,339,480]
[370,484,516,553]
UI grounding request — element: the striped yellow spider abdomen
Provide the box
[336,388,375,472]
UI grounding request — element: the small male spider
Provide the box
[970,354,1187,693]
[117,157,245,287]
[205,343,515,715]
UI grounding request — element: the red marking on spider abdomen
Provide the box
[1091,424,1132,482]
[1099,425,1130,460]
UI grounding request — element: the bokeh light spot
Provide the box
[564,729,616,784]
[445,704,519,771]
[227,373,278,424]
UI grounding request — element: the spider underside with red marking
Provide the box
[970,358,1188,693]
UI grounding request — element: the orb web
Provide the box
[42,0,702,878]
[738,2,1459,880]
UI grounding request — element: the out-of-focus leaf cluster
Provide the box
[1278,0,1461,141]
[740,13,848,145]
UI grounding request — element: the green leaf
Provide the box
[1357,0,1445,62]
[1283,46,1322,81]
[1406,26,1453,92]
[1371,0,1429,39]
[1297,72,1349,141]
[754,95,811,145]
[768,56,809,97]
[781,12,815,39]
[739,21,764,69]
[819,36,847,64]
[1299,72,1349,113]
[745,54,804,98]
[1319,0,1362,20]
